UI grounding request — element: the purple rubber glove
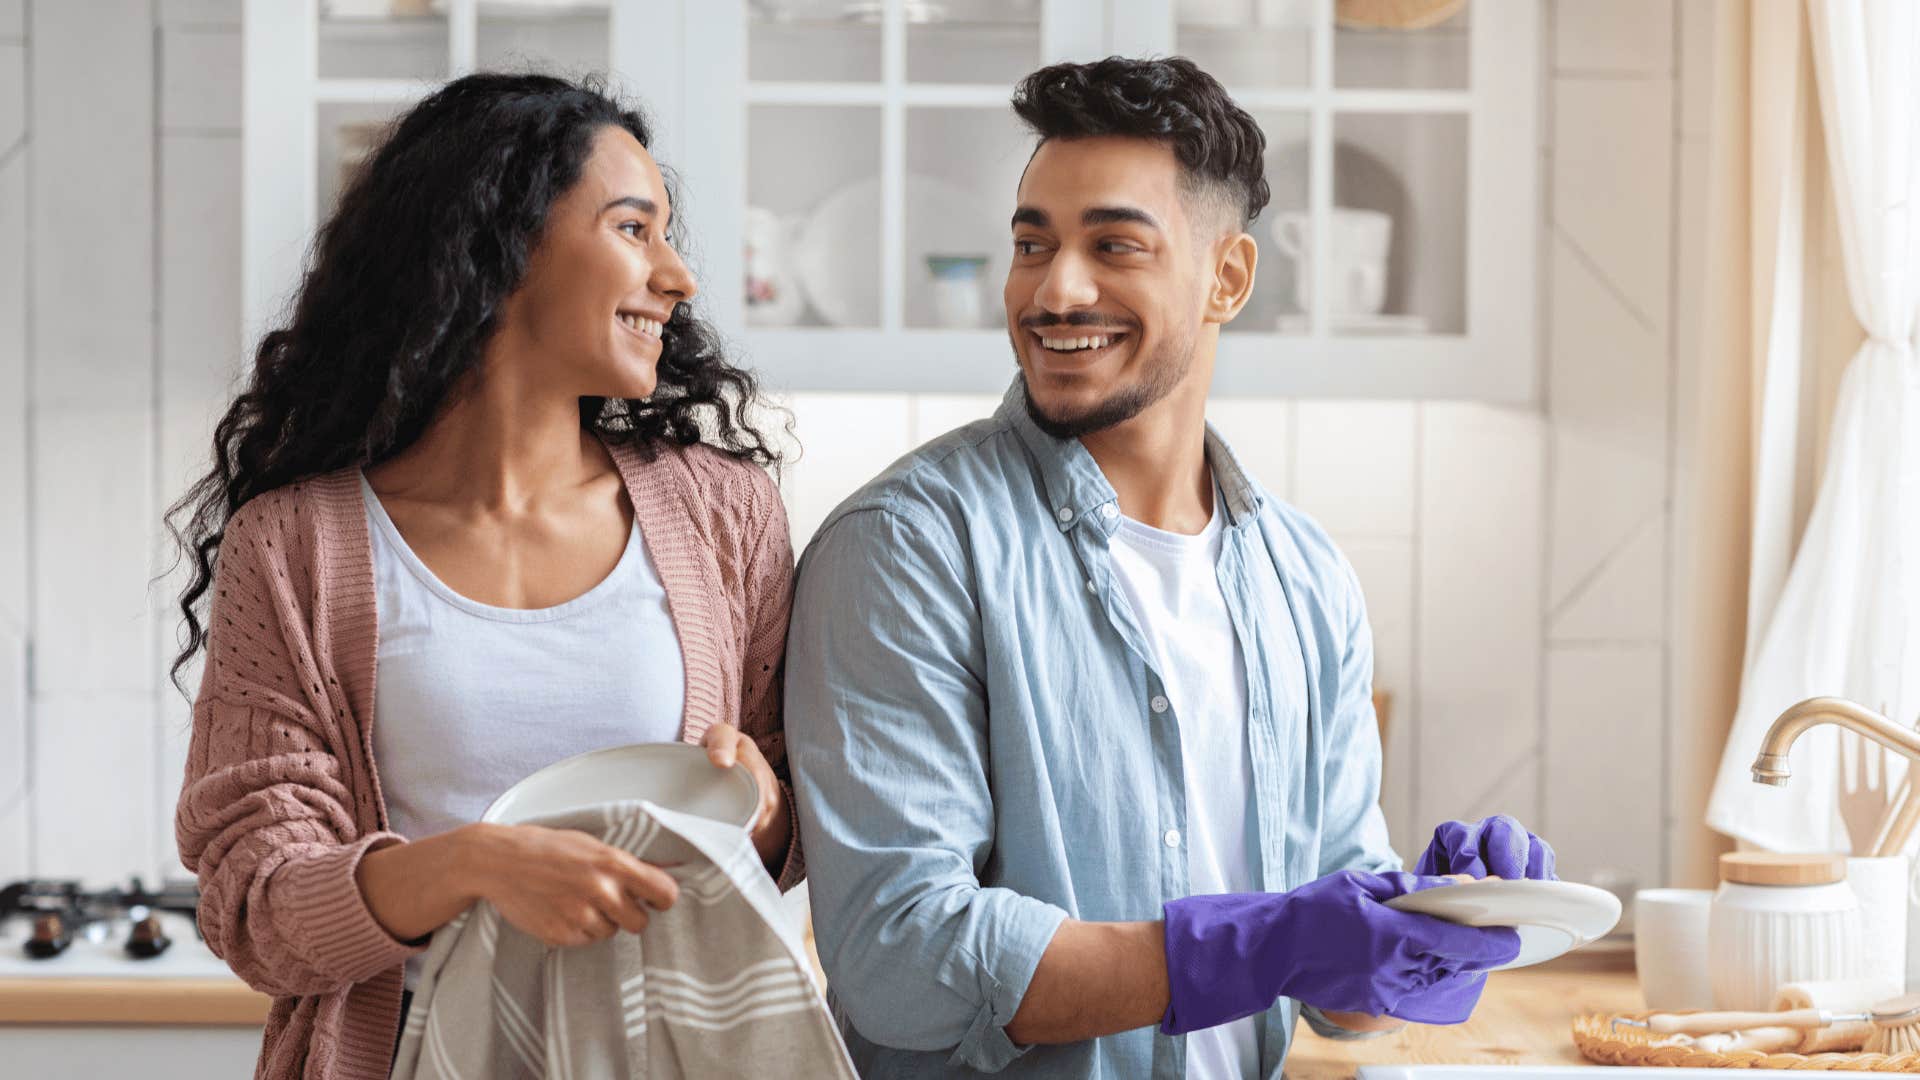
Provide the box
[1160,870,1521,1034]
[1415,815,1557,881]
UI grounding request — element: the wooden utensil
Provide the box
[1616,994,1920,1055]
[1838,731,1893,855]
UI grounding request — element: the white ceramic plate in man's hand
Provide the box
[1383,879,1623,971]
[481,743,760,830]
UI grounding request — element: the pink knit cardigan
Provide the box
[174,440,801,1079]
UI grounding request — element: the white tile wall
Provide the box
[1206,399,1294,500]
[30,406,157,696]
[1544,645,1665,889]
[0,7,23,884]
[1414,404,1546,834]
[3,1,1715,892]
[160,27,241,132]
[781,394,915,548]
[0,625,25,876]
[29,0,154,407]
[158,0,240,24]
[908,393,1002,446]
[159,136,244,423]
[1337,536,1417,859]
[0,41,24,152]
[1291,403,1417,540]
[1552,0,1673,75]
[1552,76,1674,332]
[1549,511,1666,643]
[32,693,161,884]
[0,150,26,632]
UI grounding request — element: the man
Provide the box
[785,56,1557,1079]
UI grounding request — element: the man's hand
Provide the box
[1160,871,1520,1035]
[1414,815,1556,880]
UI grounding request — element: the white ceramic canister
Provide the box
[1708,852,1863,1010]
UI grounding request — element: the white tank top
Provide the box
[362,475,687,989]
[361,472,687,846]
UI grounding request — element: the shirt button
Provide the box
[1100,504,1118,520]
[1085,578,1097,594]
[1055,506,1074,524]
[1164,829,1181,848]
[1150,695,1169,714]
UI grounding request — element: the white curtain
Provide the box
[1705,0,1920,853]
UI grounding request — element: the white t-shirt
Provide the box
[360,475,686,986]
[1108,486,1258,1080]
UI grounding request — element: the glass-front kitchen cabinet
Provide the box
[244,0,1537,400]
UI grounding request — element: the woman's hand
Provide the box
[459,823,680,947]
[701,722,791,867]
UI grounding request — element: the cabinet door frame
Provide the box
[245,0,1537,403]
[716,0,1539,402]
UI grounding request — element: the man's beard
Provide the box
[1015,329,1196,440]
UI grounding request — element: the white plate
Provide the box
[1383,879,1622,971]
[792,173,1008,329]
[481,743,759,830]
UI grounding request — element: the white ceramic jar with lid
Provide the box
[1708,852,1863,1010]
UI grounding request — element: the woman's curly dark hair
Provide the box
[1011,56,1270,229]
[166,72,783,689]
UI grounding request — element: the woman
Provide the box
[169,74,800,1078]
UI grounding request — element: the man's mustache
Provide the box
[1018,313,1133,332]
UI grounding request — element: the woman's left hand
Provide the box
[701,722,790,867]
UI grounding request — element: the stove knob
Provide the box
[25,914,72,959]
[125,915,172,959]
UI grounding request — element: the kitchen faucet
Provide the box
[1751,696,1920,856]
[1750,697,1920,787]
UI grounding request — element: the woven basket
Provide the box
[1574,1011,1920,1071]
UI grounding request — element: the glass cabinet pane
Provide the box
[906,0,1041,86]
[751,0,882,82]
[1330,111,1466,334]
[904,107,1030,330]
[317,101,411,214]
[1231,111,1308,334]
[1333,0,1470,90]
[318,3,448,81]
[1175,0,1312,90]
[477,5,611,74]
[746,105,883,328]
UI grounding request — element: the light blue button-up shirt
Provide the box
[786,381,1402,1078]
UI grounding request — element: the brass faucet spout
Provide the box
[1748,696,1920,786]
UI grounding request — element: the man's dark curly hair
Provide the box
[166,72,783,689]
[1010,56,1270,231]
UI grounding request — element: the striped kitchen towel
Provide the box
[391,800,856,1080]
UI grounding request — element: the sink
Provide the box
[1359,1070,1890,1079]
[1359,1060,1881,1068]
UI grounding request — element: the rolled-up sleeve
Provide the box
[785,504,1067,1073]
[1313,553,1402,880]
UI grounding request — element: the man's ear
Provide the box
[1205,231,1258,325]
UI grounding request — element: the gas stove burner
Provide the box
[25,913,72,959]
[1,876,202,961]
[125,914,172,959]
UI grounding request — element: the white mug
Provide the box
[1847,855,1909,989]
[1269,208,1392,317]
[1634,888,1715,1011]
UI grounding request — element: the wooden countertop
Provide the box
[0,977,271,1026]
[1285,944,1641,1078]
[0,937,1637,1047]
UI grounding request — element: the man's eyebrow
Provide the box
[1011,206,1048,229]
[1083,205,1161,230]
